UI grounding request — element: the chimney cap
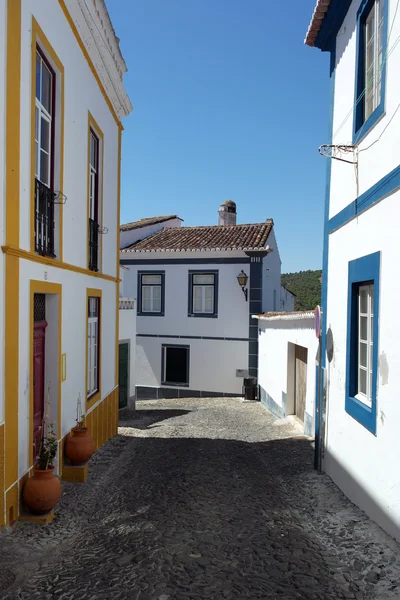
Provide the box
[221,200,236,208]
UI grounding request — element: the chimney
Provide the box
[218,200,237,226]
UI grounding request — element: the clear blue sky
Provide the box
[107,0,330,273]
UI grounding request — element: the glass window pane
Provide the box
[359,287,368,314]
[205,286,214,312]
[142,287,151,311]
[359,368,367,395]
[370,285,374,314]
[193,274,214,285]
[360,316,368,341]
[41,62,52,114]
[370,315,374,343]
[153,286,161,301]
[40,117,50,152]
[90,132,98,169]
[142,275,161,286]
[152,294,161,312]
[359,342,368,368]
[35,141,39,178]
[36,53,41,100]
[193,286,203,312]
[40,150,49,185]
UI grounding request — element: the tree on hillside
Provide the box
[281,270,322,311]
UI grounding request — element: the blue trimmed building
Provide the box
[119,202,282,400]
[306,0,400,541]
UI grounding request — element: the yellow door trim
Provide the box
[57,0,123,129]
[87,112,105,274]
[4,0,22,492]
[29,281,62,468]
[86,288,103,411]
[31,17,65,261]
[1,246,119,283]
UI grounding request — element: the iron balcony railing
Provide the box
[88,218,99,272]
[35,178,55,258]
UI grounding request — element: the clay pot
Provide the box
[64,426,94,465]
[23,466,61,515]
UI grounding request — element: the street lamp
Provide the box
[237,270,248,301]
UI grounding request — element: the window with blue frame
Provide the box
[188,271,219,318]
[353,0,388,142]
[137,271,165,316]
[346,252,380,434]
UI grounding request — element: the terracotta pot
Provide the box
[23,466,61,515]
[65,426,94,465]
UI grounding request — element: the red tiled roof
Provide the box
[121,219,274,253]
[305,0,332,47]
[120,215,182,232]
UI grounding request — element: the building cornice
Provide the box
[61,0,132,120]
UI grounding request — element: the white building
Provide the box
[120,201,282,399]
[255,312,319,436]
[280,285,296,312]
[306,0,400,540]
[0,0,132,526]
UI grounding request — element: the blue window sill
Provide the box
[161,381,189,387]
[138,312,165,317]
[188,313,218,319]
[353,103,385,145]
[345,394,376,435]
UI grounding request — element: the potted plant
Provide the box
[23,392,62,515]
[64,394,94,465]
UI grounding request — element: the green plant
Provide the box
[36,422,58,470]
[76,413,86,428]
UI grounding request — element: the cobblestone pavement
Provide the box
[1,397,400,600]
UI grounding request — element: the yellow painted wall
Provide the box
[60,387,118,476]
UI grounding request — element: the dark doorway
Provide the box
[118,342,129,409]
[162,345,190,386]
[33,321,47,457]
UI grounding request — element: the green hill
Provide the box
[281,270,322,311]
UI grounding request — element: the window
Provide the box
[35,49,55,257]
[138,272,165,315]
[354,0,387,142]
[162,345,189,386]
[346,252,380,434]
[87,296,100,398]
[188,271,218,317]
[357,284,374,405]
[88,129,100,272]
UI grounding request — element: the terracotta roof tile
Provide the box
[305,0,332,47]
[120,215,182,232]
[121,220,274,253]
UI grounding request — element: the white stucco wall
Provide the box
[262,229,282,312]
[122,250,251,395]
[0,0,6,426]
[280,287,295,312]
[20,0,119,278]
[322,0,400,542]
[119,302,137,400]
[120,218,182,250]
[17,259,117,478]
[329,0,400,218]
[136,337,247,395]
[324,191,400,541]
[257,316,318,435]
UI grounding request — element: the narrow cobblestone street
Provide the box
[1,398,400,600]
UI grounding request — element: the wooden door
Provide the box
[118,343,129,409]
[294,345,307,422]
[33,321,47,457]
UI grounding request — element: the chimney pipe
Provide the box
[218,200,237,226]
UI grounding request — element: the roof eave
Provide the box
[305,0,352,51]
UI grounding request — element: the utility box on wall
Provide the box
[236,369,248,378]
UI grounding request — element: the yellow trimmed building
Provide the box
[0,0,132,526]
